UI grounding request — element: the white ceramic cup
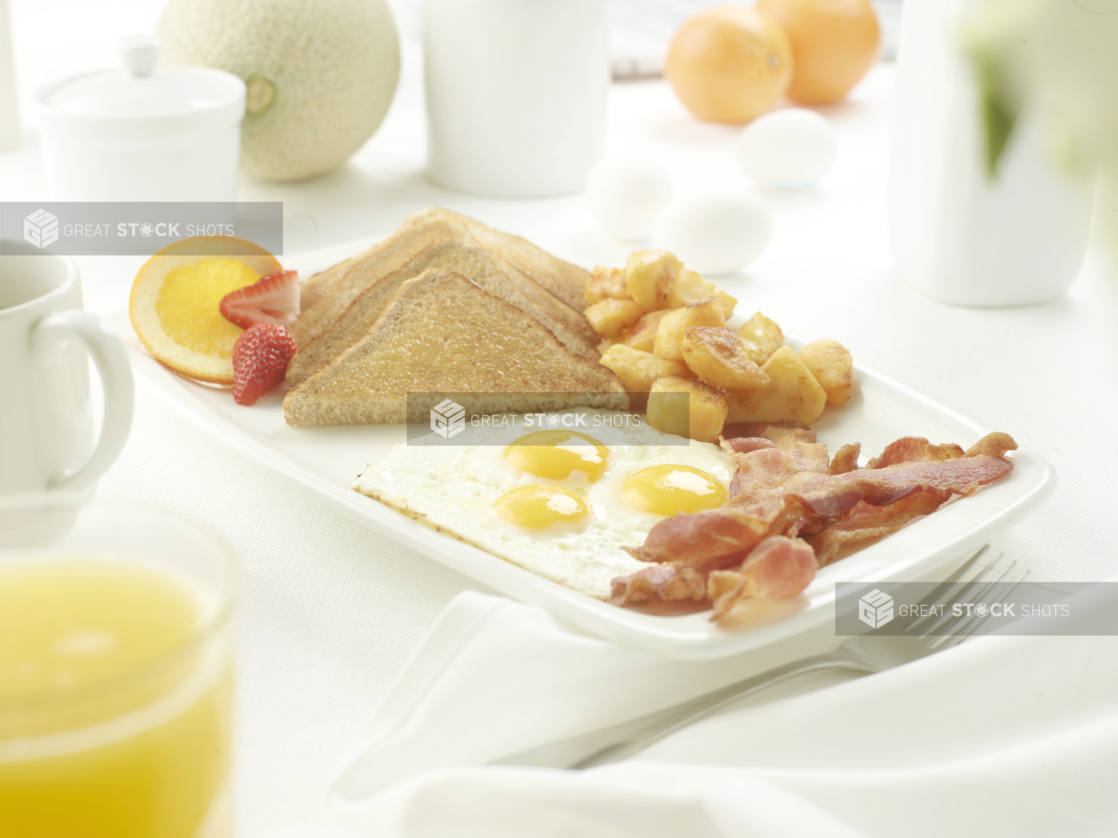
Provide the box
[424,0,609,197]
[0,242,133,494]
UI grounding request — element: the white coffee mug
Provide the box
[0,241,133,493]
[424,0,609,197]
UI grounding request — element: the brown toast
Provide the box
[283,269,627,426]
[291,214,464,346]
[298,254,360,312]
[421,207,590,311]
[286,239,599,388]
[293,207,592,346]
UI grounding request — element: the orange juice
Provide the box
[0,560,233,838]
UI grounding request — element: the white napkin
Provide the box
[330,591,847,795]
[268,588,1118,838]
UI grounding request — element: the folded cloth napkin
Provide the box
[266,586,1118,838]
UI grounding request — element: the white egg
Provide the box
[736,109,838,190]
[585,156,673,241]
[655,190,773,275]
[352,409,738,599]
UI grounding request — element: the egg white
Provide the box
[352,409,737,599]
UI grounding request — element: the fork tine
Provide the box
[904,545,991,631]
[906,547,1001,633]
[929,568,1030,650]
[917,555,1015,638]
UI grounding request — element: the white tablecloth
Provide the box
[3,2,1117,834]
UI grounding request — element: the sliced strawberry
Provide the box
[232,324,298,406]
[220,270,300,329]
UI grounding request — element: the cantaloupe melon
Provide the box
[157,0,400,182]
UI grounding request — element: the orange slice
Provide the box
[130,237,284,384]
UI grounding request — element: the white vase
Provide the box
[887,0,1095,307]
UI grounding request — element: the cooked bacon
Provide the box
[808,491,947,566]
[612,431,1018,616]
[611,563,708,606]
[626,498,800,565]
[708,536,817,620]
[728,448,799,501]
[722,421,814,447]
[964,431,1017,459]
[612,553,745,606]
[723,422,829,474]
[724,423,830,504]
[783,451,1013,517]
[867,437,964,468]
[720,437,776,455]
[830,443,861,475]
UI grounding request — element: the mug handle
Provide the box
[30,311,134,490]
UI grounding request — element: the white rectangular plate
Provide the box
[116,238,1055,660]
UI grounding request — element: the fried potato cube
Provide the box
[585,266,630,305]
[626,250,681,312]
[799,338,854,406]
[682,327,769,391]
[653,299,725,362]
[667,268,737,318]
[616,309,668,353]
[647,375,728,443]
[726,346,827,426]
[599,344,691,394]
[585,298,644,338]
[738,312,784,364]
[713,290,737,320]
[666,267,711,307]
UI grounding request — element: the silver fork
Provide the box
[498,545,1028,770]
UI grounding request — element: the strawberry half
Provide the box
[232,324,298,406]
[220,270,300,329]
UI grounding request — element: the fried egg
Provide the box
[352,409,737,598]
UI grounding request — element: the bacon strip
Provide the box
[964,432,1016,459]
[720,437,777,455]
[867,437,964,469]
[782,453,1013,517]
[829,443,861,475]
[612,552,745,606]
[612,432,1017,615]
[626,498,800,566]
[611,563,708,606]
[708,536,817,620]
[808,491,947,566]
[722,421,814,447]
[637,446,1012,569]
[723,422,830,504]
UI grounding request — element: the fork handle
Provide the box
[570,656,872,769]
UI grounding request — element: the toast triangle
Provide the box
[284,269,627,427]
[286,239,598,388]
[293,207,592,346]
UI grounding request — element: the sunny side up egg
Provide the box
[352,409,737,599]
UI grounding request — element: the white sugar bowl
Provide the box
[35,35,245,202]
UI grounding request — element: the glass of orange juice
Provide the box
[0,494,236,838]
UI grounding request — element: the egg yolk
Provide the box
[492,485,590,531]
[621,465,728,516]
[503,431,608,483]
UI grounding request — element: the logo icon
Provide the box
[858,588,894,628]
[23,209,59,249]
[430,399,466,439]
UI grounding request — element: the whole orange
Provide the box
[755,0,880,104]
[664,7,793,125]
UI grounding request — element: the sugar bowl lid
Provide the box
[36,35,245,134]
